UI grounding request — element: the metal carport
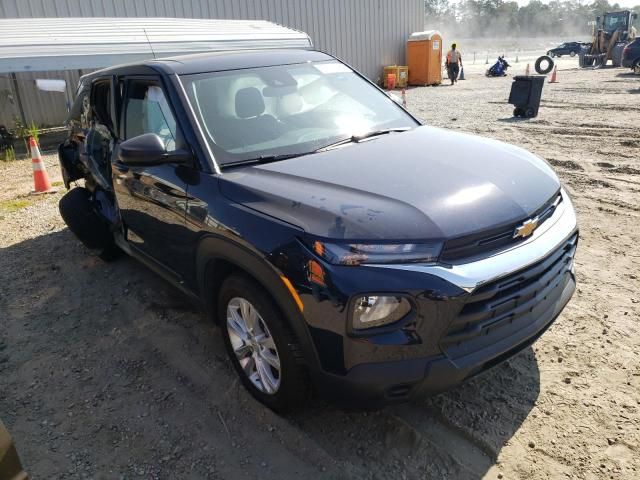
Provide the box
[0,17,311,127]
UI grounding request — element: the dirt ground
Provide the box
[1,57,639,480]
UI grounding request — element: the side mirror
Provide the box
[117,133,191,166]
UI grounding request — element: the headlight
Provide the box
[352,295,412,329]
[309,240,442,266]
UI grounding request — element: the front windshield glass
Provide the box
[181,60,418,165]
[603,13,627,32]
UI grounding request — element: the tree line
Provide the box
[425,0,640,38]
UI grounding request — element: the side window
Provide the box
[124,80,178,152]
[84,79,115,172]
[91,80,113,132]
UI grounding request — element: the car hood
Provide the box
[219,126,560,240]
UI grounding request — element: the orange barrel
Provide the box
[387,73,396,90]
[384,66,408,88]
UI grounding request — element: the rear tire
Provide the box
[218,274,310,413]
[58,187,120,261]
[570,51,576,57]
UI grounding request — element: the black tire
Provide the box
[513,107,523,117]
[535,55,554,75]
[525,107,536,118]
[570,51,577,57]
[58,187,120,261]
[218,274,310,413]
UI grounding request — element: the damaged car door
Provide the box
[111,77,192,280]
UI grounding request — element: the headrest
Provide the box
[235,87,265,119]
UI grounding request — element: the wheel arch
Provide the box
[195,234,319,370]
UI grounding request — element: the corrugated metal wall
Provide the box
[0,70,82,127]
[0,0,423,127]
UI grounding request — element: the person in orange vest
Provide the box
[446,43,463,85]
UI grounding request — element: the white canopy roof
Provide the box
[0,17,312,73]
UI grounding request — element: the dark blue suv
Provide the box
[547,42,584,57]
[58,49,578,412]
[622,38,640,70]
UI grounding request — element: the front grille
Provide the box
[441,232,577,360]
[440,192,562,262]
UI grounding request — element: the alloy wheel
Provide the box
[226,297,282,394]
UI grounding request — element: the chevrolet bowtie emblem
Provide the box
[514,216,540,239]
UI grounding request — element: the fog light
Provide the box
[352,296,411,329]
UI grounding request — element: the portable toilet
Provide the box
[407,30,442,86]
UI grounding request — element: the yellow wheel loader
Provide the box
[580,10,638,68]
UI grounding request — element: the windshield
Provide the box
[603,12,628,32]
[181,60,418,165]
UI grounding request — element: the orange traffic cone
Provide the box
[525,63,530,76]
[30,136,52,193]
[549,66,558,83]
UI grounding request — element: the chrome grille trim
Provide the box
[365,188,577,293]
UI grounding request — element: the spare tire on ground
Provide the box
[535,55,554,75]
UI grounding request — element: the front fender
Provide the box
[195,234,320,372]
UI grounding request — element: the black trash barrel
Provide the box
[508,75,545,118]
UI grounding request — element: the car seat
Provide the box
[233,87,281,147]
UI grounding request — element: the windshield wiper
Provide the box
[222,152,310,168]
[222,128,412,168]
[315,127,412,152]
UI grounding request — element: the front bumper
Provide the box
[314,273,574,407]
[289,189,578,406]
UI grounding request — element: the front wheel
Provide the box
[218,274,310,413]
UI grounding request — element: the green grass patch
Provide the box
[51,181,64,187]
[0,198,33,212]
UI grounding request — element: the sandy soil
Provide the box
[1,57,639,479]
